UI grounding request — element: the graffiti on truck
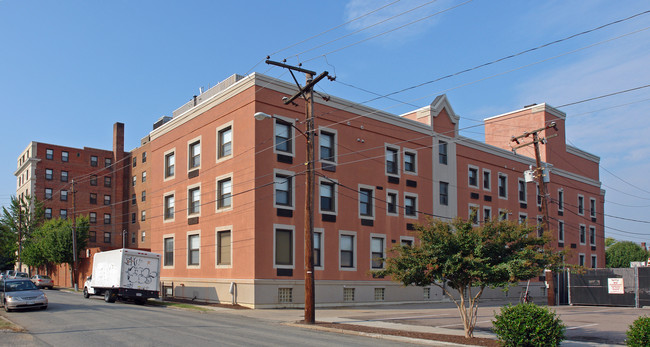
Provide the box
[124,256,158,288]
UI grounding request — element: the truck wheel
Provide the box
[104,290,116,303]
[83,287,90,299]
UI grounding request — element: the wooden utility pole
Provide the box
[17,200,22,272]
[72,179,78,291]
[265,59,329,324]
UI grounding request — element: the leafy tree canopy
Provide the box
[606,241,648,268]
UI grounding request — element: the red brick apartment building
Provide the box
[15,73,604,307]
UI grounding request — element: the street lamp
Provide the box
[254,111,316,323]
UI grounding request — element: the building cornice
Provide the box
[14,158,39,176]
[459,136,536,165]
[484,102,566,122]
[566,145,600,163]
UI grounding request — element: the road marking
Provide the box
[566,323,598,330]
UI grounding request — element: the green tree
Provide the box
[605,237,616,248]
[20,227,49,271]
[606,241,648,268]
[39,217,89,267]
[376,217,561,338]
[0,223,17,270]
[0,195,44,270]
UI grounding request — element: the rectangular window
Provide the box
[498,174,507,198]
[46,149,53,160]
[371,236,384,269]
[578,195,585,215]
[131,194,136,205]
[45,188,52,200]
[189,140,201,169]
[589,226,596,246]
[468,166,478,187]
[104,158,112,168]
[469,205,479,225]
[60,190,68,201]
[374,288,385,301]
[518,213,527,224]
[165,152,175,178]
[483,207,491,222]
[558,189,564,211]
[141,190,146,202]
[438,141,447,165]
[164,194,175,220]
[164,237,174,266]
[61,210,69,220]
[313,231,322,267]
[104,195,111,205]
[131,232,136,244]
[483,170,491,190]
[340,234,355,268]
[141,231,145,242]
[104,176,111,188]
[132,176,136,187]
[278,288,293,303]
[320,181,335,213]
[359,188,373,217]
[579,254,585,267]
[141,210,146,221]
[132,157,137,168]
[89,231,96,242]
[90,175,97,186]
[131,213,136,224]
[499,209,508,221]
[518,179,527,203]
[591,255,597,269]
[579,225,586,244]
[104,232,111,243]
[320,131,335,162]
[440,182,449,206]
[404,195,417,217]
[404,151,416,173]
[188,187,200,215]
[142,171,146,182]
[45,208,52,219]
[217,177,232,209]
[275,120,292,153]
[387,191,398,214]
[89,212,96,223]
[275,228,293,266]
[61,171,68,182]
[90,156,98,167]
[275,174,292,207]
[218,126,233,158]
[104,213,111,224]
[558,221,564,242]
[343,287,355,302]
[61,151,69,162]
[217,230,231,266]
[142,152,147,163]
[45,169,53,180]
[188,234,200,266]
[385,147,398,175]
[590,198,596,219]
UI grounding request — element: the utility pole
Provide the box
[265,59,329,324]
[510,122,558,237]
[71,179,78,291]
[17,200,22,272]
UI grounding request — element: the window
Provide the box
[188,234,200,266]
[89,212,96,223]
[275,228,293,267]
[578,195,584,215]
[518,213,527,224]
[104,232,111,243]
[217,230,231,266]
[386,191,398,215]
[371,236,385,269]
[45,169,53,180]
[279,288,293,303]
[60,209,68,220]
[483,206,492,222]
[404,150,416,173]
[131,232,136,244]
[340,233,355,269]
[132,176,136,187]
[313,231,323,267]
[104,195,111,205]
[385,147,398,175]
[499,209,508,221]
[275,174,292,207]
[104,176,111,188]
[319,181,336,213]
[275,120,292,153]
[469,205,479,225]
[589,226,596,246]
[104,213,111,224]
[579,224,586,244]
[401,237,414,247]
[45,208,52,219]
[518,179,526,203]
[164,194,175,220]
[141,210,146,221]
[89,231,96,242]
[45,188,52,200]
[218,125,233,158]
[131,194,136,205]
[164,237,174,267]
[404,195,417,217]
[132,157,137,168]
[468,166,478,187]
[343,287,355,302]
[141,231,145,242]
[483,170,491,190]
[557,189,564,211]
[164,151,175,178]
[90,175,97,186]
[141,191,146,202]
[60,170,68,182]
[424,287,431,300]
[558,221,564,242]
[374,288,385,301]
[46,149,53,160]
[320,130,335,162]
[579,254,585,267]
[359,187,373,217]
[131,213,136,224]
[439,182,449,206]
[438,141,447,164]
[61,151,69,162]
[590,198,596,219]
[189,140,201,169]
[104,158,112,168]
[188,186,200,215]
[536,185,541,206]
[591,255,597,269]
[217,177,232,210]
[61,190,68,201]
[90,156,98,167]
[142,171,146,182]
[142,152,147,163]
[498,173,507,198]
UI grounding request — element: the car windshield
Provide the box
[5,280,38,292]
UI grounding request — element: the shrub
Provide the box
[493,303,566,346]
[626,315,650,347]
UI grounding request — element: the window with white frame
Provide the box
[89,212,96,223]
[188,186,200,215]
[217,176,232,210]
[400,236,414,247]
[46,148,53,160]
[319,180,336,213]
[45,208,52,219]
[558,220,564,242]
[591,255,597,269]
[141,190,146,202]
[103,194,110,205]
[141,231,146,242]
[518,213,527,225]
[359,187,374,218]
[61,209,68,220]
[438,141,447,164]
[274,119,293,154]
[469,204,479,225]
[103,213,110,224]
[45,169,53,180]
[217,229,231,266]
[483,206,491,222]
[187,233,200,266]
[498,173,507,198]
[385,146,399,175]
[274,173,293,208]
[44,188,52,200]
[188,139,200,170]
[557,189,564,211]
[404,150,417,174]
[61,151,69,162]
[404,194,417,218]
[340,232,356,269]
[104,232,111,243]
[589,226,596,246]
[217,125,233,159]
[590,198,596,219]
[319,130,335,162]
[468,166,478,188]
[142,171,146,182]
[141,210,146,221]
[132,175,136,187]
[440,181,449,206]
[164,193,175,220]
[499,209,508,221]
[386,190,398,215]
[371,235,385,269]
[164,150,175,179]
[314,230,323,268]
[90,155,98,167]
[579,224,586,244]
[578,195,584,215]
[164,237,174,267]
[61,170,68,182]
[274,227,293,268]
[518,179,527,203]
[579,253,585,267]
[483,169,491,191]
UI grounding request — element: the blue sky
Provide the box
[1,0,648,243]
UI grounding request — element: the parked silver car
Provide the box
[0,279,48,312]
[31,275,54,289]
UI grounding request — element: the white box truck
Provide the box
[83,249,161,305]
